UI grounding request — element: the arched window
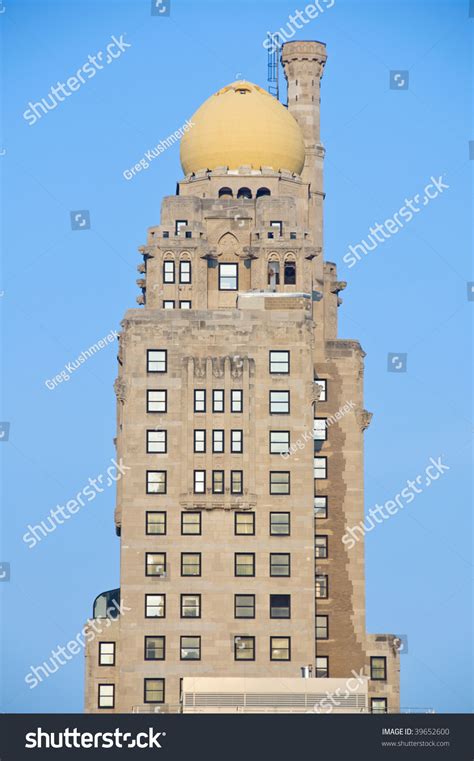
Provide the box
[163,255,175,284]
[268,256,280,287]
[256,187,271,198]
[237,187,252,199]
[218,187,233,198]
[179,256,192,284]
[284,258,296,285]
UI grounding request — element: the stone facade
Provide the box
[84,40,400,714]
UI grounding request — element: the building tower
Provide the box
[84,40,400,715]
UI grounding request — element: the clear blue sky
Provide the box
[1,0,472,713]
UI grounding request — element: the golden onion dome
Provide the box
[180,81,305,176]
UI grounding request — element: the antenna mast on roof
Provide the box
[267,33,280,100]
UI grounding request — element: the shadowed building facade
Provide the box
[84,40,400,714]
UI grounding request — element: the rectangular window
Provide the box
[212,429,224,453]
[219,262,238,290]
[212,470,224,494]
[193,470,206,494]
[181,594,201,618]
[234,636,255,661]
[371,698,388,714]
[269,350,290,374]
[313,418,328,442]
[163,260,175,283]
[316,656,329,678]
[194,429,206,453]
[212,389,224,412]
[146,511,166,535]
[144,636,165,661]
[147,349,167,373]
[147,430,167,453]
[144,678,165,704]
[231,470,243,495]
[163,300,175,309]
[146,471,167,494]
[316,614,328,639]
[235,594,255,619]
[98,642,115,666]
[145,594,165,618]
[175,220,187,235]
[179,300,191,309]
[314,378,327,402]
[270,471,290,495]
[315,535,328,559]
[314,457,327,479]
[269,512,290,536]
[181,552,201,576]
[235,553,255,577]
[194,389,206,412]
[235,512,255,535]
[315,574,328,599]
[270,636,290,661]
[180,635,201,660]
[270,220,283,236]
[98,684,114,709]
[269,431,290,454]
[269,391,290,414]
[314,496,328,519]
[231,389,243,412]
[370,656,387,681]
[147,389,167,413]
[231,430,243,453]
[181,511,201,535]
[146,552,166,577]
[179,260,192,284]
[270,594,290,619]
[270,553,290,577]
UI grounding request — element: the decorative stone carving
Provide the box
[330,280,347,295]
[193,358,207,379]
[230,356,244,379]
[355,408,373,431]
[212,357,225,378]
[136,294,145,305]
[114,379,127,403]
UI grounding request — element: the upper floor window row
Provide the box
[163,258,192,284]
[194,388,243,413]
[147,351,293,378]
[218,187,271,199]
[267,258,296,286]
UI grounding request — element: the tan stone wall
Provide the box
[85,38,400,714]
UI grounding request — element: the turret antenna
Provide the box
[267,33,279,100]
